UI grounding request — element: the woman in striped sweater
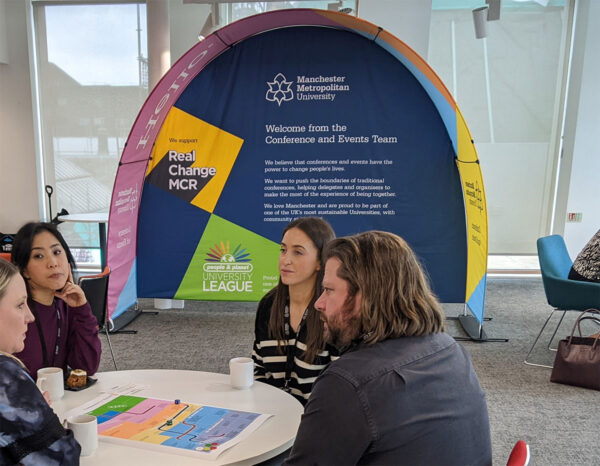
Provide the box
[252,217,338,405]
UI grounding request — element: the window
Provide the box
[33,2,148,267]
[429,0,571,253]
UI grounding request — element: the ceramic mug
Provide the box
[229,357,254,389]
[36,367,64,401]
[67,414,98,456]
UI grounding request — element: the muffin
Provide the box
[66,369,87,388]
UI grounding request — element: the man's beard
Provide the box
[323,310,361,351]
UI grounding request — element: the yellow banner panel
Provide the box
[148,107,244,213]
[456,109,488,303]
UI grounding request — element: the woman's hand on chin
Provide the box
[54,270,87,307]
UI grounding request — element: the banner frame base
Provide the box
[449,315,509,342]
[109,304,159,334]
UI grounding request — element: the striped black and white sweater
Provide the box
[251,292,339,405]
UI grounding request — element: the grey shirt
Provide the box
[284,332,492,466]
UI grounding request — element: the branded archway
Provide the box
[106,9,488,325]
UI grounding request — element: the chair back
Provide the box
[537,235,572,280]
[78,267,110,329]
[506,440,530,466]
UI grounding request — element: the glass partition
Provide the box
[429,0,571,254]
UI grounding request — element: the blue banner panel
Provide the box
[171,26,466,302]
[137,182,211,297]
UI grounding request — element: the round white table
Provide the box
[52,370,303,465]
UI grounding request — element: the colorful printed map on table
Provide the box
[74,393,271,459]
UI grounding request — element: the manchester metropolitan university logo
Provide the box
[266,73,294,106]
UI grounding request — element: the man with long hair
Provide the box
[284,231,492,465]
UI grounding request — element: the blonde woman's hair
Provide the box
[322,231,445,345]
[0,350,26,368]
[0,259,27,366]
[0,258,19,301]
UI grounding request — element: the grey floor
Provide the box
[97,277,600,465]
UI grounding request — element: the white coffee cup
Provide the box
[67,414,98,457]
[36,367,64,401]
[229,357,254,389]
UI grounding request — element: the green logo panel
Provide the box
[176,215,280,301]
[89,395,145,416]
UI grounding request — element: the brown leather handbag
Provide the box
[550,309,600,390]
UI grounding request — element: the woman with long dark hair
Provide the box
[11,222,101,379]
[252,217,337,405]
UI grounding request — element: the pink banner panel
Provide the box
[106,161,146,318]
[119,34,228,165]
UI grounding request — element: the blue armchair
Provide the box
[525,235,600,367]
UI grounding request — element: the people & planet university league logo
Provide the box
[202,242,254,293]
